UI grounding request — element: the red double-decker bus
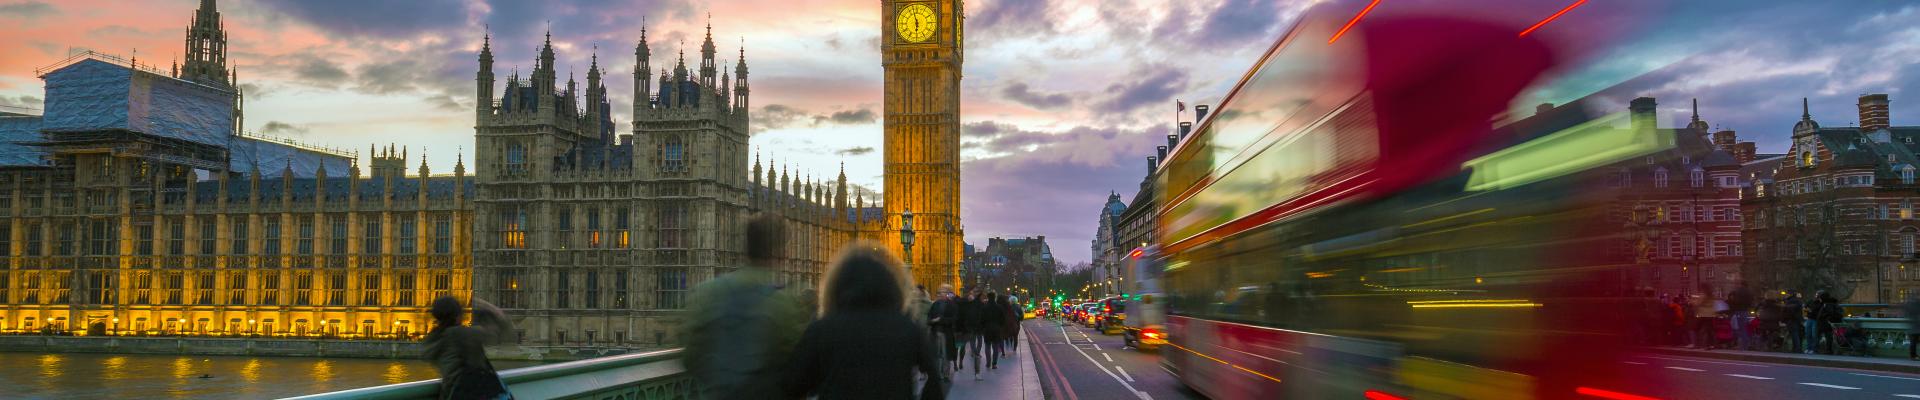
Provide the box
[1155,1,1676,399]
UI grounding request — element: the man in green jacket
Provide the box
[682,215,809,400]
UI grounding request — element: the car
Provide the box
[1098,297,1127,335]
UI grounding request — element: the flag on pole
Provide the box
[1177,100,1186,112]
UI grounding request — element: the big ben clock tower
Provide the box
[882,0,963,288]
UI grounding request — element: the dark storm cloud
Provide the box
[0,95,43,110]
[835,146,875,156]
[1000,82,1073,110]
[1193,0,1289,48]
[963,120,1009,138]
[970,0,1055,38]
[253,0,469,38]
[754,104,811,131]
[295,56,351,84]
[0,1,55,19]
[821,108,877,125]
[259,121,310,136]
[355,59,429,94]
[1095,64,1188,114]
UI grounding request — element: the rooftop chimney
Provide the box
[1859,94,1890,131]
[1147,156,1158,175]
[1195,104,1210,123]
[1156,145,1167,161]
[1629,97,1657,132]
[1166,134,1177,150]
[1179,122,1193,141]
[1536,103,1554,116]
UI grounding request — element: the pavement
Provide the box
[1647,346,1920,374]
[942,322,1046,400]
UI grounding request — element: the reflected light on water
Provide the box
[173,356,194,378]
[311,360,336,382]
[103,355,127,380]
[38,353,64,379]
[240,359,261,382]
[384,362,411,384]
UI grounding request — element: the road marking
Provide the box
[1665,366,1704,372]
[1622,361,1647,365]
[1045,342,1066,345]
[1103,353,1113,362]
[1636,355,1771,368]
[1251,344,1303,355]
[1850,373,1920,381]
[1115,365,1136,382]
[1059,325,1152,400]
[1724,374,1773,380]
[1093,344,1102,351]
[1796,383,1859,390]
[1894,395,1920,399]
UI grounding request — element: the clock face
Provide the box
[896,3,937,43]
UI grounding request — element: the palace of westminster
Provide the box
[0,0,967,347]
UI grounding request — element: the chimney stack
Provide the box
[1859,93,1890,132]
[1536,103,1555,116]
[1629,97,1657,132]
[1147,156,1158,175]
[1166,134,1177,150]
[1156,145,1167,161]
[1179,122,1193,141]
[1195,104,1210,123]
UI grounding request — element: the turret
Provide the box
[635,24,652,112]
[734,46,749,113]
[478,30,494,118]
[700,17,718,88]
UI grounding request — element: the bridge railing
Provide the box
[283,348,694,400]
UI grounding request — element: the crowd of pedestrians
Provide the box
[1639,281,1920,362]
[675,214,1023,399]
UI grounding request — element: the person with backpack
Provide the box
[1781,291,1805,354]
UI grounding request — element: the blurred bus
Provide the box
[1120,245,1168,350]
[1155,1,1674,399]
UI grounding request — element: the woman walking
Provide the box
[423,296,516,400]
[782,244,943,400]
[982,292,1005,368]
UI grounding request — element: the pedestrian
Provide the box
[982,291,1006,368]
[1755,296,1781,351]
[960,288,991,380]
[423,296,515,400]
[1901,295,1920,361]
[1780,291,1804,353]
[682,215,809,400]
[911,285,934,334]
[1003,294,1022,356]
[1813,291,1842,354]
[781,243,944,400]
[928,284,958,380]
[1688,288,1720,350]
[1727,282,1755,350]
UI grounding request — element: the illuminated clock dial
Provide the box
[896,3,938,43]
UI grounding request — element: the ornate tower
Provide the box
[881,0,964,288]
[180,0,230,88]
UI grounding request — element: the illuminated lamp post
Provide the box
[901,209,915,285]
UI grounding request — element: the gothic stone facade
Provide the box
[470,25,881,347]
[0,1,473,338]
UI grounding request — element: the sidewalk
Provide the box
[1648,346,1920,374]
[938,327,1046,400]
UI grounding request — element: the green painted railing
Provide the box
[283,348,695,400]
[1846,317,1916,358]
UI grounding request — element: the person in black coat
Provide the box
[928,284,959,376]
[958,289,992,379]
[424,296,514,400]
[981,292,1005,368]
[782,244,943,400]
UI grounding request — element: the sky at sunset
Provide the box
[2,0,1918,264]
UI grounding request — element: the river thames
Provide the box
[0,351,544,399]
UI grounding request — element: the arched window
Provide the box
[660,135,686,172]
[1904,165,1915,184]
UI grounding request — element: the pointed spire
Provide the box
[1691,98,1700,123]
[454,146,467,176]
[1802,97,1812,120]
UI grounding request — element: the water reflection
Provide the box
[0,352,542,399]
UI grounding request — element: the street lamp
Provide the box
[901,209,915,284]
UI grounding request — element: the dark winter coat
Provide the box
[424,326,507,400]
[929,298,957,333]
[781,310,943,400]
[1781,297,1805,323]
[1727,287,1755,313]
